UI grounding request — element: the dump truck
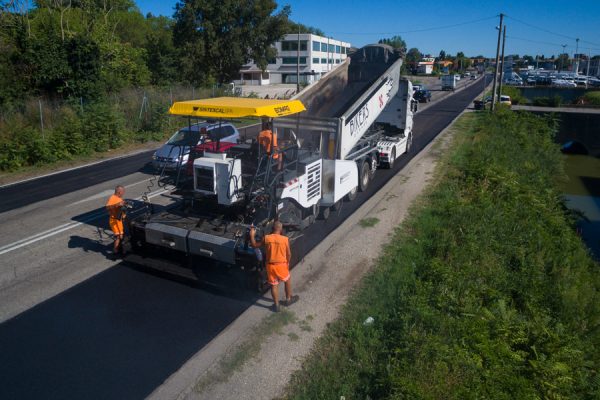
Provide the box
[126,44,417,285]
[441,74,457,91]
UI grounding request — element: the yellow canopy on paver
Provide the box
[168,97,306,118]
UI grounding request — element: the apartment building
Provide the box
[235,33,351,85]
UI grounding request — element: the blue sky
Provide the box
[136,0,600,58]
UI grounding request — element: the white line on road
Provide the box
[0,188,169,256]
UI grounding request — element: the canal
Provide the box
[561,153,600,260]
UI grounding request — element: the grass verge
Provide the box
[284,110,600,399]
[194,309,296,394]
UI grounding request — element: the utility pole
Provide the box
[586,50,591,87]
[491,13,503,111]
[574,38,580,75]
[296,28,300,93]
[560,44,567,72]
[498,25,507,101]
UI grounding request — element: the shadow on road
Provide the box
[0,262,262,400]
[68,234,112,257]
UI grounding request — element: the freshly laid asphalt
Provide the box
[0,76,490,400]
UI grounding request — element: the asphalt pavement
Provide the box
[0,75,490,400]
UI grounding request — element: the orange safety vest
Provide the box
[258,129,279,159]
[264,233,289,264]
[106,194,123,220]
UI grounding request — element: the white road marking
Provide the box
[0,188,169,256]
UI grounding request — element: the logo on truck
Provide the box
[274,105,291,115]
[348,104,370,137]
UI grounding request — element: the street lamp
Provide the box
[560,44,567,72]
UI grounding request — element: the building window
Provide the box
[313,58,320,64]
[321,58,327,64]
[329,44,335,53]
[329,58,333,64]
[312,41,320,51]
[282,57,307,64]
[336,59,340,64]
[281,40,307,51]
[341,47,346,55]
[336,45,341,54]
[321,42,328,52]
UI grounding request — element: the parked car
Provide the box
[152,122,240,171]
[412,84,422,92]
[481,95,512,108]
[414,88,432,103]
[470,74,477,80]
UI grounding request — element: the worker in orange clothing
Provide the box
[249,221,299,312]
[105,185,126,258]
[258,117,285,172]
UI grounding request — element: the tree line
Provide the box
[0,0,319,171]
[0,0,319,109]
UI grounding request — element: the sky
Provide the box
[135,0,600,58]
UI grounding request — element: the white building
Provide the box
[417,57,435,74]
[235,34,351,86]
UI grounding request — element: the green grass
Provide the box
[358,217,380,228]
[283,110,600,400]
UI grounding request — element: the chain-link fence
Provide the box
[0,84,243,171]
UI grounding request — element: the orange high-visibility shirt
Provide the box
[106,194,123,220]
[264,233,290,264]
[258,129,278,155]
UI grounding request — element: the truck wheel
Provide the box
[332,200,342,212]
[387,148,396,169]
[318,205,330,220]
[359,161,371,192]
[405,132,413,154]
[346,187,358,202]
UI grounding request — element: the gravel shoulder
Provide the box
[148,108,466,400]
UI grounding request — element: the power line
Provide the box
[506,34,600,53]
[505,15,600,48]
[326,15,497,36]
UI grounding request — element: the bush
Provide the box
[81,102,126,152]
[500,85,526,105]
[582,91,600,106]
[285,110,600,400]
[533,95,563,107]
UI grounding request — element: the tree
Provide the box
[173,0,290,84]
[378,35,406,51]
[144,14,177,85]
[438,49,446,60]
[405,47,422,73]
[286,20,324,36]
[555,53,571,71]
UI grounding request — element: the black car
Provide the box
[414,89,432,103]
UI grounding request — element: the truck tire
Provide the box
[386,148,396,169]
[405,132,413,154]
[332,200,342,212]
[318,205,330,220]
[346,187,358,202]
[359,161,371,192]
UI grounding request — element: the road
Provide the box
[0,75,490,400]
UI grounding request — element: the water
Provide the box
[561,154,600,260]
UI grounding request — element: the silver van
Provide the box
[152,122,240,171]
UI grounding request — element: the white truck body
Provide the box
[441,74,456,91]
[276,44,415,208]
